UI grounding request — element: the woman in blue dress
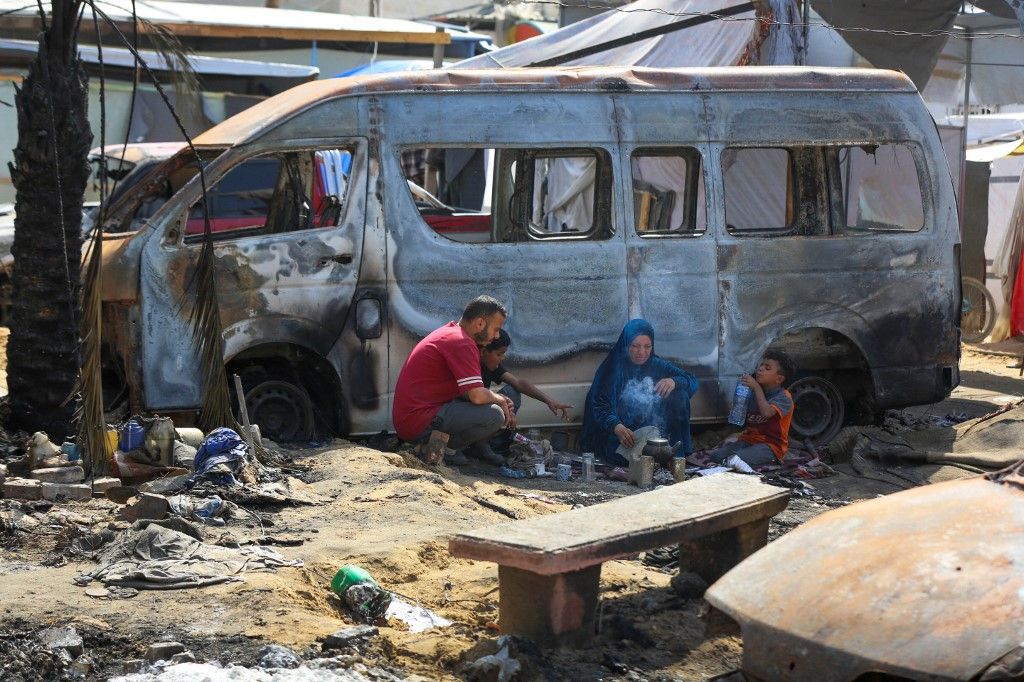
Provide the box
[580,319,698,465]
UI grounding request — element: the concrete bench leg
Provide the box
[677,517,770,584]
[498,563,601,647]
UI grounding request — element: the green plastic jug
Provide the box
[330,565,376,596]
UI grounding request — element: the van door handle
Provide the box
[319,253,353,267]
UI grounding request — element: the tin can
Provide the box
[534,457,546,476]
[556,463,571,481]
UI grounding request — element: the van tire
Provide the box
[243,378,316,443]
[789,376,845,444]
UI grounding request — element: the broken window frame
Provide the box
[398,144,615,245]
[171,143,359,247]
[628,146,707,238]
[828,142,926,234]
[723,143,926,238]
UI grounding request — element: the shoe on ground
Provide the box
[465,442,506,466]
[443,448,468,466]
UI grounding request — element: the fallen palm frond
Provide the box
[74,5,111,477]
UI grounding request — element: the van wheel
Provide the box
[789,376,845,443]
[244,379,316,443]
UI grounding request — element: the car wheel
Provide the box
[244,379,316,443]
[789,376,845,443]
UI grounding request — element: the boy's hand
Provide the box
[503,395,517,428]
[740,374,761,392]
[654,378,676,397]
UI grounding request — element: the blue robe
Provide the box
[580,319,698,465]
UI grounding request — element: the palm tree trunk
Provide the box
[6,2,91,440]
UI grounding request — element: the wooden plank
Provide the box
[1,14,451,45]
[449,473,789,576]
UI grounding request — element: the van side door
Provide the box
[137,142,367,412]
[380,91,629,428]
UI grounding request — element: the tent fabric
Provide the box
[454,0,801,70]
[811,0,961,89]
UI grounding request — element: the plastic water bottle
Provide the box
[727,382,752,426]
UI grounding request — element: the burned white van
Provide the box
[100,67,961,443]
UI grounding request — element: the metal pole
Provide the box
[432,26,445,68]
[800,0,809,66]
[962,31,973,140]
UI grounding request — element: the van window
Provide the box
[723,148,794,234]
[400,146,614,243]
[184,148,354,243]
[630,148,706,235]
[724,144,926,237]
[836,144,924,232]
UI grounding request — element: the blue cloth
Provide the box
[580,319,698,465]
[188,427,248,487]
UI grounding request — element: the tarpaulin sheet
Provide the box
[455,0,801,70]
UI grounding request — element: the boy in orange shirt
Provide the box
[708,350,796,468]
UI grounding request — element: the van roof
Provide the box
[195,66,917,147]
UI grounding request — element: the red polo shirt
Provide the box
[392,322,485,440]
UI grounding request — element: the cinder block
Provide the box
[41,483,93,502]
[3,477,42,500]
[90,477,121,493]
[146,641,186,662]
[31,466,85,484]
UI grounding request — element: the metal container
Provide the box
[534,457,546,476]
[556,463,572,481]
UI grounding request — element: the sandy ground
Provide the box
[0,344,1021,679]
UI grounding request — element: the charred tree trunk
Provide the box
[6,2,91,440]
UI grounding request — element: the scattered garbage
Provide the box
[462,636,522,682]
[385,597,452,633]
[189,428,249,487]
[330,565,393,623]
[75,523,302,590]
[167,494,233,526]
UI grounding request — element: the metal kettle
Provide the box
[642,437,680,465]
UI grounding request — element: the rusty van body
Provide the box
[99,66,961,442]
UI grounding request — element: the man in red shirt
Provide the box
[393,296,514,466]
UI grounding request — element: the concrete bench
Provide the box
[449,472,790,646]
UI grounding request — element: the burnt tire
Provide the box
[789,376,845,444]
[244,379,316,443]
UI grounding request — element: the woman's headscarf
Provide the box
[580,319,656,450]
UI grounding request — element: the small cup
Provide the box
[556,463,572,481]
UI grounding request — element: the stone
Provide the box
[122,493,170,521]
[3,477,42,500]
[39,626,84,657]
[670,571,709,599]
[30,466,85,484]
[146,641,186,662]
[71,656,94,676]
[41,483,92,502]
[0,463,7,483]
[169,651,196,664]
[121,659,146,674]
[91,477,121,494]
[257,644,300,669]
[323,625,379,650]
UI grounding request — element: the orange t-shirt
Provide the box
[738,387,794,460]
